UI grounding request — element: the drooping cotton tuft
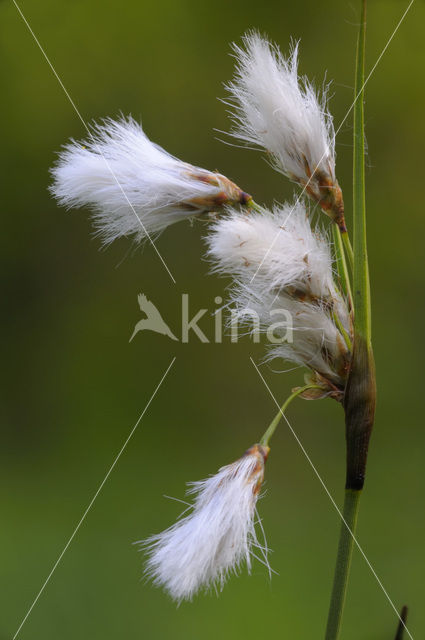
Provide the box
[206,202,351,395]
[50,116,252,245]
[226,33,345,228]
[233,284,349,391]
[142,444,270,602]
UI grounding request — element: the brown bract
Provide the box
[186,170,252,212]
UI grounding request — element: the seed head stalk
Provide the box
[325,1,376,638]
[332,224,353,312]
[260,385,322,448]
[341,230,354,270]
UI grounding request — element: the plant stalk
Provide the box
[352,0,372,347]
[394,606,409,640]
[345,0,376,493]
[341,230,354,271]
[325,489,361,640]
[332,225,353,310]
[259,385,321,447]
[325,1,376,638]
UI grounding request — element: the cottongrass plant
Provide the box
[50,116,252,245]
[51,2,403,637]
[226,33,345,231]
[142,444,269,602]
[206,202,352,398]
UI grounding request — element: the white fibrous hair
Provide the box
[235,286,348,389]
[142,444,270,602]
[227,33,344,227]
[206,202,351,393]
[50,116,251,245]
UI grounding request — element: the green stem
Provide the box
[352,0,371,346]
[325,490,361,640]
[326,2,376,638]
[259,385,321,447]
[341,230,354,272]
[332,309,352,352]
[249,200,263,213]
[332,225,353,310]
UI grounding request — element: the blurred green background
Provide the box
[1,0,424,638]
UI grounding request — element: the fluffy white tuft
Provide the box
[142,444,269,602]
[50,116,250,245]
[207,201,335,300]
[234,284,348,387]
[227,33,336,193]
[206,202,351,390]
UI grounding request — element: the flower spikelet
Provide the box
[142,444,270,602]
[227,33,345,228]
[207,202,351,396]
[50,116,251,245]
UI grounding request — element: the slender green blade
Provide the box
[353,0,372,345]
[332,224,353,308]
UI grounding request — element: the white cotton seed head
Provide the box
[206,202,351,392]
[227,33,334,178]
[50,116,252,245]
[142,444,270,602]
[233,284,349,389]
[207,201,336,302]
[227,33,345,226]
